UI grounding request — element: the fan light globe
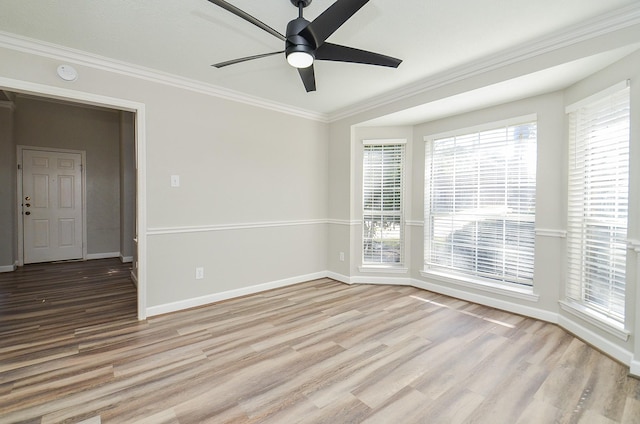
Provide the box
[287,51,314,68]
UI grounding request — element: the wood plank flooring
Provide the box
[1,259,639,423]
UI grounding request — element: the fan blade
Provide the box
[298,65,316,92]
[299,0,369,48]
[212,51,284,68]
[315,43,401,68]
[207,0,285,41]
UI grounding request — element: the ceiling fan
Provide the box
[207,0,402,92]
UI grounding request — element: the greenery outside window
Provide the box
[363,140,405,265]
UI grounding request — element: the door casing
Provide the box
[2,75,147,321]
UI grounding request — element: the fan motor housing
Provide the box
[286,17,315,49]
[290,0,312,7]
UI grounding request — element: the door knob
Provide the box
[25,196,31,201]
[25,211,31,215]
[25,203,31,208]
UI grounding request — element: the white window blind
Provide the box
[566,84,630,325]
[363,142,404,264]
[424,120,537,286]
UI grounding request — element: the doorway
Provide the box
[0,77,147,320]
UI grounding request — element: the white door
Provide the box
[22,149,83,264]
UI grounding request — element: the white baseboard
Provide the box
[558,314,633,368]
[86,252,120,260]
[0,263,17,273]
[146,271,327,317]
[120,255,134,263]
[339,272,554,322]
[410,278,558,324]
[351,275,412,286]
[325,271,352,284]
[130,270,138,288]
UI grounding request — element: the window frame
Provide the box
[564,81,631,331]
[361,139,406,268]
[423,115,538,289]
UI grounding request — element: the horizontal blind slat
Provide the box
[566,85,629,324]
[425,120,537,286]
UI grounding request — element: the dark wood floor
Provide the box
[1,259,639,423]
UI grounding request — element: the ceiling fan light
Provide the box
[287,51,314,68]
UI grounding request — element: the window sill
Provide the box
[359,265,408,274]
[559,300,630,341]
[419,269,539,302]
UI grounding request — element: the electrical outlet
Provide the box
[339,252,345,261]
[195,267,204,280]
[171,175,180,187]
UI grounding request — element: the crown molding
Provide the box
[0,31,329,123]
[327,2,640,123]
[1,3,638,125]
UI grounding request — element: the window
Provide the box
[363,141,405,265]
[566,83,630,325]
[424,119,537,286]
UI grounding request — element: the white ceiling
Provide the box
[0,0,639,122]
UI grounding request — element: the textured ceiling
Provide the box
[0,0,639,120]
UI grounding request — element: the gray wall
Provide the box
[0,104,15,269]
[13,96,122,256]
[119,111,136,263]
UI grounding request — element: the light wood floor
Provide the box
[1,260,639,423]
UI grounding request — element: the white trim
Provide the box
[325,271,351,284]
[424,114,538,142]
[362,138,407,146]
[147,219,327,236]
[630,360,640,378]
[558,300,630,341]
[130,270,138,288]
[16,145,88,265]
[358,266,409,274]
[16,92,119,114]
[419,269,539,302]
[558,312,633,366]
[565,80,630,113]
[328,3,640,122]
[535,228,567,238]
[120,255,133,263]
[86,252,120,260]
[0,264,17,273]
[1,76,143,112]
[350,275,412,286]
[0,31,326,123]
[627,238,640,251]
[327,219,356,226]
[410,278,556,323]
[405,220,424,227]
[146,271,327,317]
[0,75,148,322]
[136,106,148,321]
